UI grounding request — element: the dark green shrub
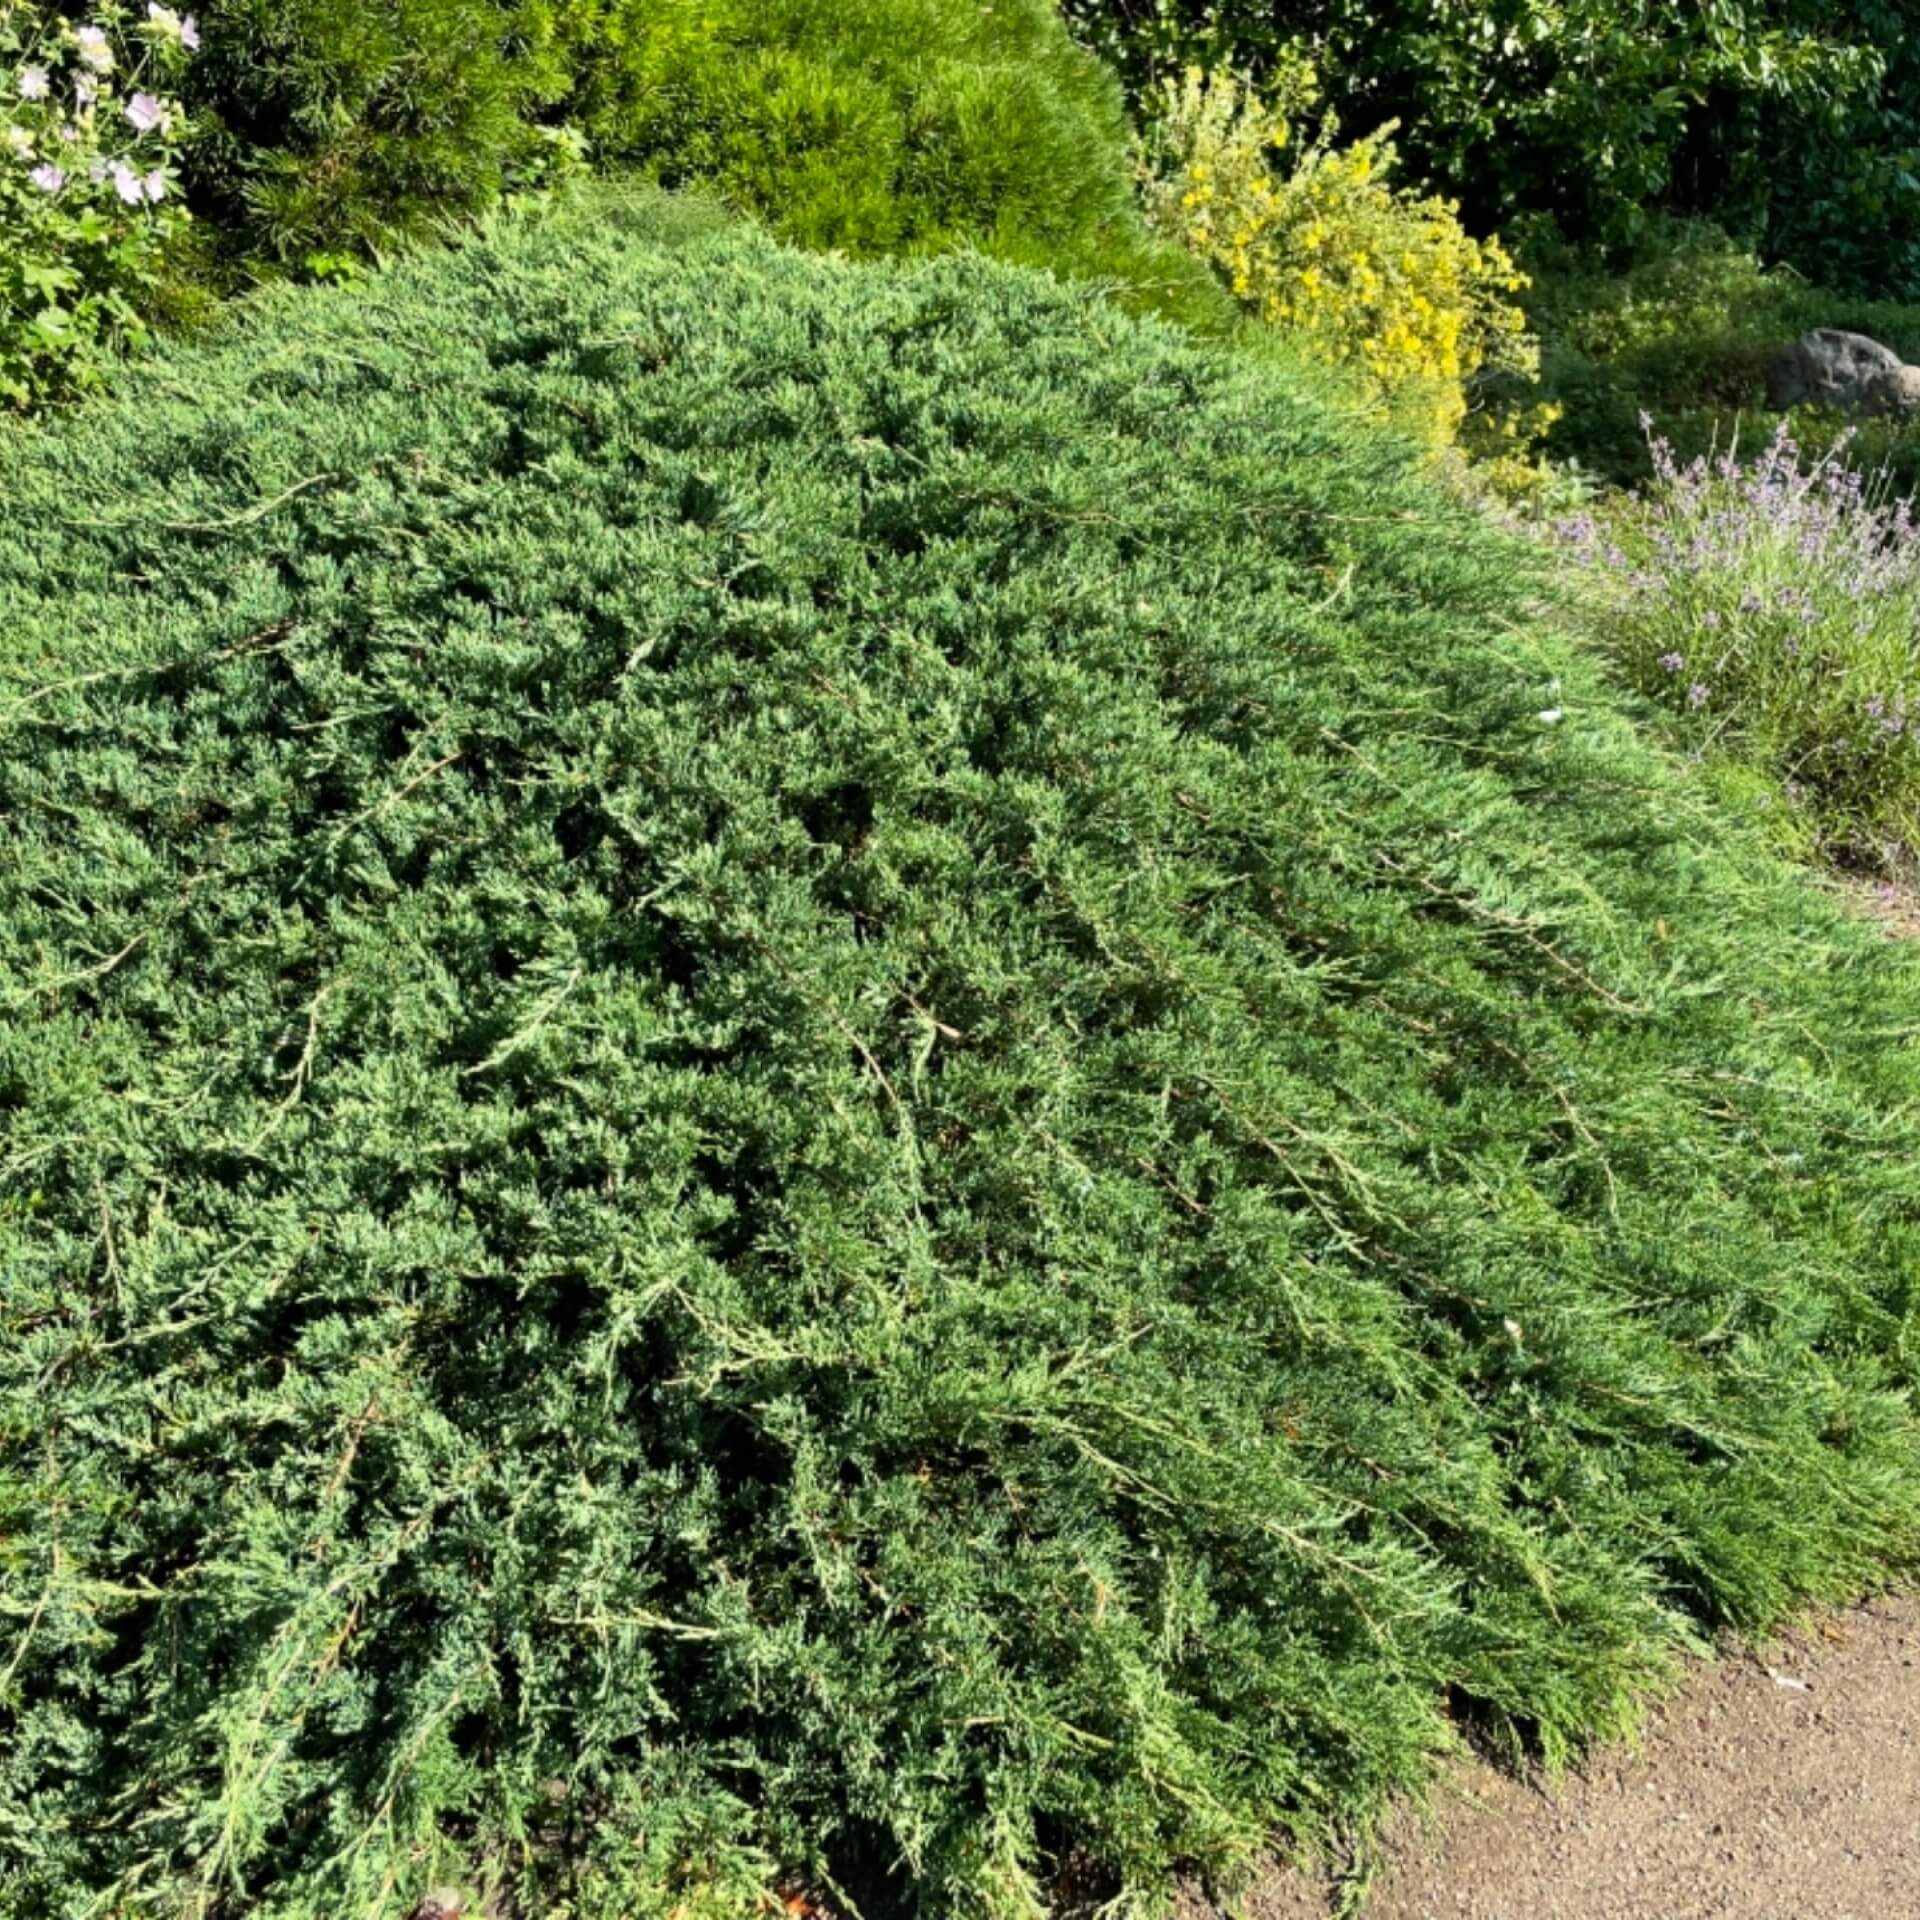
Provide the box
[1745,0,1920,300]
[182,0,577,265]
[3,192,1918,1919]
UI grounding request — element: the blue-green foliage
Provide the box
[2,195,1918,1918]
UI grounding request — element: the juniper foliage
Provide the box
[2,194,1918,1920]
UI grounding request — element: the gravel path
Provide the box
[1187,1592,1919,1920]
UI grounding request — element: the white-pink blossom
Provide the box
[145,5,198,49]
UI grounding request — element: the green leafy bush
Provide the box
[4,193,1919,1920]
[1,1,200,408]
[1519,219,1920,492]
[1064,2,1919,297]
[1739,0,1920,301]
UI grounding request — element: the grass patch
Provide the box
[2,191,1919,1919]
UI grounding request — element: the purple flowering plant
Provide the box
[1557,415,1920,862]
[1,1,197,408]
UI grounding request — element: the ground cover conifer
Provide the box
[2,193,1917,1919]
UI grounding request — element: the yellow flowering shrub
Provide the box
[1142,64,1538,447]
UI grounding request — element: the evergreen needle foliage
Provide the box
[2,192,1919,1920]
[566,0,1215,314]
[175,0,1225,332]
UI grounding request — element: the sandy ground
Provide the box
[1183,1592,1919,1920]
[1836,869,1920,941]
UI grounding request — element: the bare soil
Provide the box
[1836,869,1920,941]
[1183,1592,1920,1920]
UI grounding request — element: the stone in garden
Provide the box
[1767,328,1920,419]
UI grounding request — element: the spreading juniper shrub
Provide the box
[1,194,1917,1920]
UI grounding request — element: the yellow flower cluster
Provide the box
[1143,65,1538,448]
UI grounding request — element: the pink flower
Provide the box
[29,163,66,193]
[125,92,166,133]
[110,160,144,204]
[74,26,115,72]
[142,166,167,202]
[16,65,50,100]
[146,5,200,50]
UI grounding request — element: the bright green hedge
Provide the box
[569,0,1214,307]
[2,193,1918,1920]
[183,0,1223,327]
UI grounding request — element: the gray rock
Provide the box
[1767,328,1920,419]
